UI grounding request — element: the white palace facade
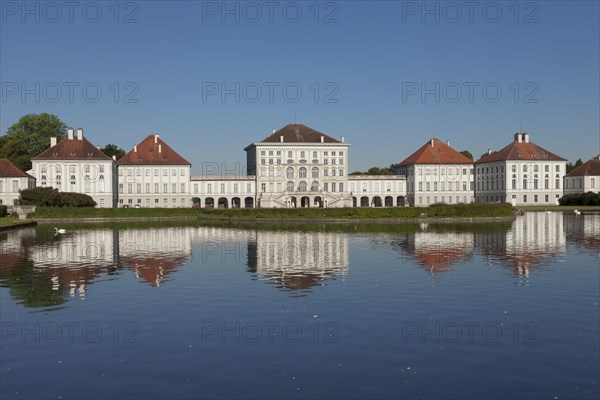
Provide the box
[4,123,590,208]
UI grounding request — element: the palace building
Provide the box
[396,138,475,207]
[564,156,600,195]
[29,128,118,208]
[117,134,192,208]
[8,123,583,208]
[475,133,567,206]
[244,124,352,208]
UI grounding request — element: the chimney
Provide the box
[523,133,530,143]
[341,136,345,143]
[112,155,116,161]
[430,139,434,147]
[154,134,159,143]
[515,133,522,143]
[487,149,492,155]
[320,136,324,143]
[67,127,74,140]
[446,140,450,146]
[50,137,57,147]
[134,145,137,152]
[280,136,284,142]
[76,127,83,140]
[272,129,276,134]
[158,144,162,153]
[594,155,600,160]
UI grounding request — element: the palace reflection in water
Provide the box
[1,212,599,309]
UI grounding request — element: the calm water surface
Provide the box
[1,212,599,399]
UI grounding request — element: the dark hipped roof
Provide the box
[117,135,191,165]
[33,137,111,161]
[0,158,34,178]
[398,138,473,166]
[565,158,600,177]
[260,124,342,143]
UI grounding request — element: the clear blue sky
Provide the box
[1,0,599,173]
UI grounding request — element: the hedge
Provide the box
[19,187,96,207]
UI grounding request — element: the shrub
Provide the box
[0,204,7,217]
[19,187,96,207]
[559,192,600,206]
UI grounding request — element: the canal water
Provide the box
[1,212,599,399]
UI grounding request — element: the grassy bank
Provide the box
[0,217,37,230]
[30,203,514,220]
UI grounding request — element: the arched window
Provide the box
[287,181,294,192]
[286,167,294,179]
[311,181,319,191]
[298,181,307,192]
[299,167,307,178]
[312,167,319,178]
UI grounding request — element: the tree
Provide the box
[1,113,67,170]
[101,144,126,160]
[350,164,398,175]
[460,150,473,160]
[566,158,583,173]
[480,151,494,160]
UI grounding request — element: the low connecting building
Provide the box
[190,176,256,208]
[0,158,36,205]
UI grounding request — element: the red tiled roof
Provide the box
[0,158,34,178]
[117,135,190,165]
[398,138,472,166]
[32,137,111,161]
[260,124,342,143]
[565,159,600,177]
[476,135,566,163]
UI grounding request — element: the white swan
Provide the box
[54,227,66,234]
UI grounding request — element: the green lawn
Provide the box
[30,203,514,220]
